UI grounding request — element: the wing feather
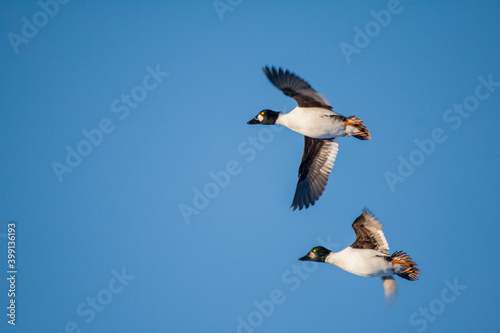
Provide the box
[291,137,339,210]
[350,211,390,254]
[263,66,333,109]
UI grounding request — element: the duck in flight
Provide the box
[248,66,371,210]
[299,210,419,303]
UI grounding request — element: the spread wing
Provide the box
[291,137,339,210]
[350,211,389,254]
[263,66,333,109]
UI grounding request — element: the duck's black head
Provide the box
[247,110,280,125]
[299,246,331,263]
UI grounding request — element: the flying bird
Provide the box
[299,210,419,304]
[248,66,370,210]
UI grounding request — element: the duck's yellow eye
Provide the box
[260,111,265,115]
[312,249,316,253]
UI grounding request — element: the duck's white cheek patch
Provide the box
[258,115,264,122]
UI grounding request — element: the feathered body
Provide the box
[248,66,370,210]
[299,211,420,304]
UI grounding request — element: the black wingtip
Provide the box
[263,66,290,79]
[290,193,316,211]
[262,65,276,77]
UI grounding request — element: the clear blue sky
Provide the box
[1,1,500,332]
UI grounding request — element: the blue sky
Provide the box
[1,1,500,332]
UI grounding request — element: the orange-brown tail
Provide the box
[345,116,371,140]
[390,251,420,281]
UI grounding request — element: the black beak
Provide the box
[298,255,311,261]
[247,117,259,124]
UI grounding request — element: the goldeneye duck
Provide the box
[299,210,419,304]
[248,66,371,210]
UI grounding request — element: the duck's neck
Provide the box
[324,251,336,264]
[274,112,285,126]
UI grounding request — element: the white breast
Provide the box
[276,107,346,139]
[326,247,394,278]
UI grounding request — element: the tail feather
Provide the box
[345,116,371,140]
[390,251,420,281]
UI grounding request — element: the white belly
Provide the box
[327,247,394,278]
[276,107,346,139]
